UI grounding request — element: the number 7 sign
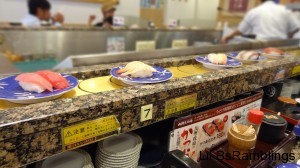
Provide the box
[140,104,153,122]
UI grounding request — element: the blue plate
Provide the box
[0,74,78,104]
[110,66,172,84]
[195,56,242,70]
[227,51,267,61]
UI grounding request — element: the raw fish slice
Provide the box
[15,73,53,92]
[36,70,70,90]
[263,48,284,55]
[117,61,156,78]
[117,61,143,74]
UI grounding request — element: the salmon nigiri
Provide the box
[36,70,70,90]
[15,73,53,93]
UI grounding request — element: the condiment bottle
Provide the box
[246,109,264,135]
[235,109,264,135]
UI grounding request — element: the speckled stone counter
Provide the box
[0,48,300,167]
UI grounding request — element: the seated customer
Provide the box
[88,2,116,28]
[21,0,63,27]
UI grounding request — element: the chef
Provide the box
[88,2,116,28]
[222,0,300,43]
[21,0,64,27]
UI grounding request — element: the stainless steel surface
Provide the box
[0,29,222,61]
[64,39,300,67]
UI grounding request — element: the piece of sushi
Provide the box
[36,70,70,90]
[116,61,157,78]
[212,119,225,132]
[263,47,284,55]
[207,53,227,65]
[237,51,260,60]
[202,123,216,136]
[15,73,53,93]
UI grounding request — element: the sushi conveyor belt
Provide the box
[0,64,210,110]
[0,43,300,168]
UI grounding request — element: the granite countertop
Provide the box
[0,48,300,167]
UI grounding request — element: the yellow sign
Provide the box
[292,65,300,75]
[140,104,153,122]
[61,115,120,151]
[136,41,156,52]
[164,93,197,118]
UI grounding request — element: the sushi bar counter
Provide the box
[0,41,300,167]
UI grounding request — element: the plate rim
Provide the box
[0,74,78,101]
[195,56,243,68]
[227,51,267,62]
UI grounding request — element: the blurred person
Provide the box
[222,0,300,43]
[21,0,64,27]
[288,0,300,38]
[88,2,116,28]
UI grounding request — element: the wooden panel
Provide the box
[140,8,164,28]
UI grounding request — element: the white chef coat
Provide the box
[21,14,41,27]
[238,1,300,40]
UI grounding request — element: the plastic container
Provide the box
[258,112,287,144]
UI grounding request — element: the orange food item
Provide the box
[36,70,70,90]
[263,48,284,55]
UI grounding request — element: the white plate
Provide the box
[195,56,242,70]
[261,52,289,60]
[98,133,142,156]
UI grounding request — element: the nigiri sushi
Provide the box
[237,50,260,60]
[263,47,284,55]
[207,53,227,65]
[15,73,53,93]
[117,61,157,78]
[36,70,70,90]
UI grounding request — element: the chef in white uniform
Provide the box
[222,0,300,43]
[21,0,63,27]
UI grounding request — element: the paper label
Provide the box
[292,65,300,75]
[113,16,125,27]
[107,36,125,53]
[135,41,156,51]
[62,115,120,151]
[274,69,285,81]
[172,40,188,49]
[164,93,197,118]
[140,104,153,122]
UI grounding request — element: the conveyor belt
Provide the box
[0,64,211,110]
[1,48,299,110]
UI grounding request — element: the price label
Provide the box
[164,93,197,118]
[61,115,120,151]
[172,40,187,49]
[274,69,285,81]
[140,104,153,122]
[292,65,300,75]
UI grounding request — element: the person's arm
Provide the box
[288,28,299,38]
[221,30,242,44]
[287,11,300,38]
[88,15,96,27]
[221,10,253,44]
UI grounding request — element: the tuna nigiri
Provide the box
[15,73,53,93]
[36,70,70,90]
